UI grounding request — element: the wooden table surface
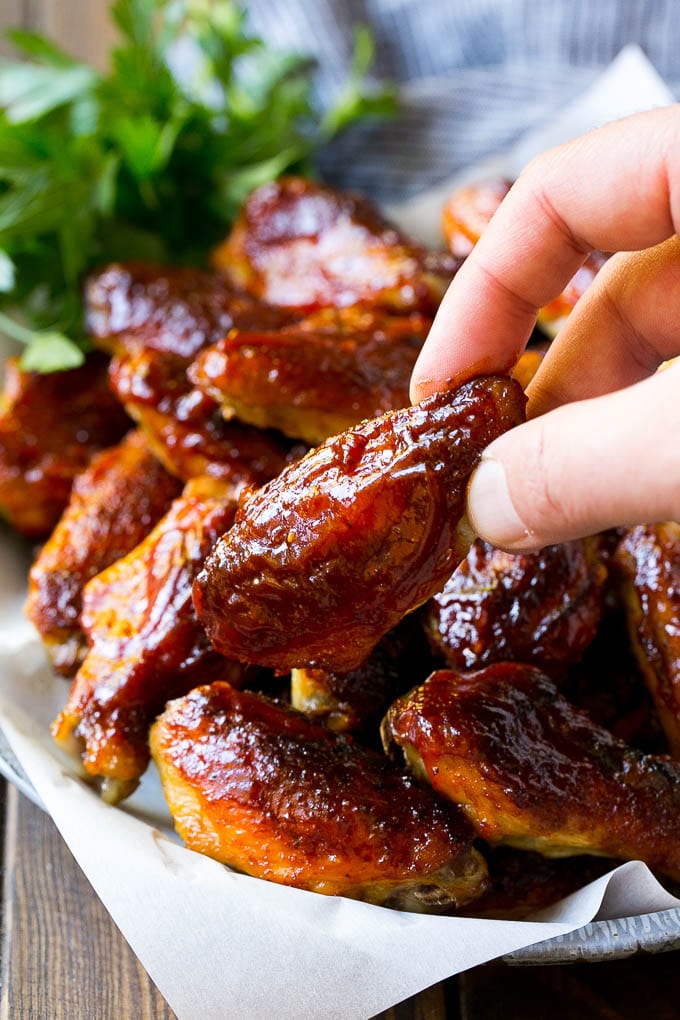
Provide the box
[1,781,679,1019]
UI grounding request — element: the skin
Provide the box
[410,106,680,550]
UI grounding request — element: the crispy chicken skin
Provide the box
[615,523,680,758]
[212,177,456,314]
[0,354,130,538]
[290,618,433,733]
[441,178,606,331]
[188,326,423,445]
[84,261,290,359]
[150,683,488,910]
[422,538,606,677]
[51,476,244,803]
[26,430,181,676]
[109,348,292,489]
[383,664,680,879]
[193,376,526,674]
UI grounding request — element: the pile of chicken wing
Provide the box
[3,175,679,916]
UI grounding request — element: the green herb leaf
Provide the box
[5,28,79,67]
[321,25,397,139]
[0,1,396,371]
[0,62,98,124]
[19,332,85,372]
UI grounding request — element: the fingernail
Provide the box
[467,456,532,548]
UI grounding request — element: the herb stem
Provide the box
[0,310,37,345]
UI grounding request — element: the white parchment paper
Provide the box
[1,46,679,1020]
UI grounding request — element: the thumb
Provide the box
[466,363,680,549]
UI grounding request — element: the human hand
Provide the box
[410,106,680,550]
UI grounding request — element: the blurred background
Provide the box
[0,1,116,68]
[1,0,679,205]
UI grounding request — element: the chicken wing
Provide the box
[188,323,424,445]
[193,376,526,674]
[383,664,680,880]
[212,176,457,314]
[51,476,244,803]
[422,538,606,678]
[109,348,293,489]
[0,354,130,538]
[150,682,488,911]
[26,430,181,676]
[84,261,290,359]
[615,523,680,757]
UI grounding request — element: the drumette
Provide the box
[193,376,526,673]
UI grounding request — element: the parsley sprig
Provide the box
[0,0,395,371]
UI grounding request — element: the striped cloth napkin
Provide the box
[245,0,680,202]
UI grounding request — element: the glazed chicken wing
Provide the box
[52,476,244,803]
[26,430,181,676]
[188,323,424,445]
[212,176,457,314]
[422,538,606,678]
[86,260,297,489]
[0,354,129,537]
[383,664,680,880]
[109,348,293,489]
[193,376,526,674]
[615,523,680,757]
[84,261,290,359]
[150,683,488,911]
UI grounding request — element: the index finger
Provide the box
[410,105,680,402]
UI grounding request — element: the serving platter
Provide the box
[1,359,680,971]
[2,720,680,967]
